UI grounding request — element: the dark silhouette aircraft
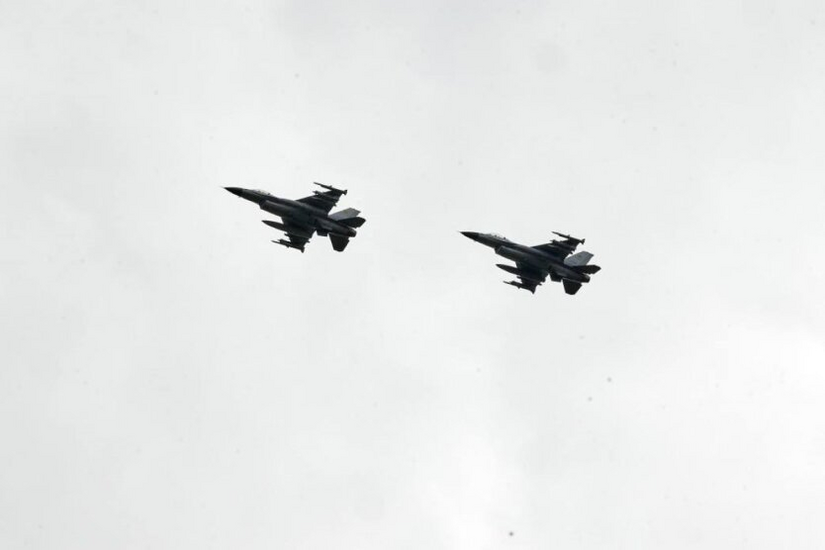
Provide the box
[225,182,365,252]
[461,231,600,295]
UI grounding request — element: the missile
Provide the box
[261,220,313,238]
[273,239,304,252]
[313,182,347,195]
[503,280,535,294]
[552,231,585,245]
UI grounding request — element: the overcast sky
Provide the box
[2,1,825,548]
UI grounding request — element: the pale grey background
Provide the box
[2,1,825,548]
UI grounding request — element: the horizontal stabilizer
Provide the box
[341,216,365,228]
[564,251,593,267]
[562,279,582,295]
[578,264,601,274]
[329,234,350,252]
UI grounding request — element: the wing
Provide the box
[531,237,581,259]
[296,189,345,214]
[262,218,315,251]
[505,262,547,293]
[280,218,315,251]
[516,262,547,285]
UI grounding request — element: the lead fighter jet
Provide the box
[225,182,365,252]
[461,231,601,295]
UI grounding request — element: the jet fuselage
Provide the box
[227,187,356,237]
[461,232,590,283]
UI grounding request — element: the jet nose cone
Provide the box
[461,231,481,241]
[224,187,244,197]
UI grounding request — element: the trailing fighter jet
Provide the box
[225,182,365,252]
[461,231,600,295]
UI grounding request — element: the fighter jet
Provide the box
[225,182,365,252]
[461,231,601,295]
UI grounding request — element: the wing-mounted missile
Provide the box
[313,182,347,195]
[273,239,305,252]
[551,231,585,246]
[503,280,535,294]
